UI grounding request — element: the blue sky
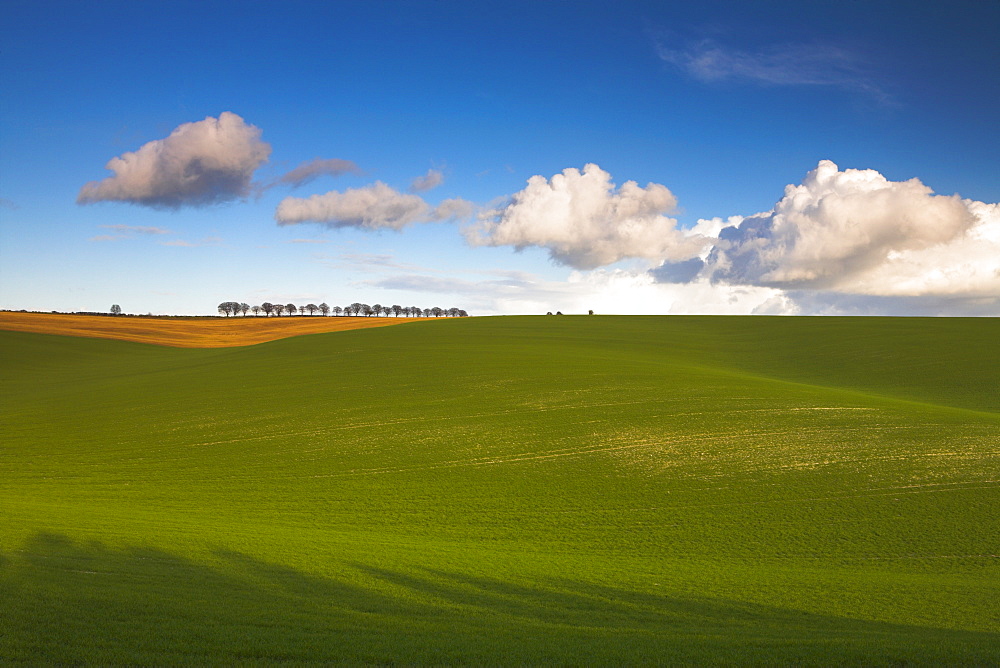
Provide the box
[2,0,998,316]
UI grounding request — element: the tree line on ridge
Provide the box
[216,301,469,318]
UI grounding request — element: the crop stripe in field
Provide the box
[306,428,846,477]
[163,402,893,450]
[298,425,984,479]
[144,421,995,480]
[169,408,948,453]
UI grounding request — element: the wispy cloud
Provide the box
[321,252,434,273]
[286,238,331,244]
[277,158,362,188]
[410,168,444,192]
[89,223,172,241]
[159,236,222,248]
[365,273,536,295]
[102,224,171,235]
[658,38,887,101]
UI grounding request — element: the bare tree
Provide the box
[431,307,443,317]
[240,303,250,316]
[251,305,262,316]
[392,304,402,317]
[285,303,297,316]
[381,305,392,317]
[372,303,383,317]
[261,302,274,316]
[349,302,363,317]
[333,305,343,316]
[319,303,330,316]
[299,305,307,316]
[110,304,122,316]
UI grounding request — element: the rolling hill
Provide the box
[1,315,997,664]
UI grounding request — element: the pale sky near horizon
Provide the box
[2,1,998,316]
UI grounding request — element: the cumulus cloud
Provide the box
[699,160,999,299]
[277,158,361,188]
[410,168,444,192]
[275,182,474,230]
[78,112,270,208]
[467,163,709,270]
[658,38,886,100]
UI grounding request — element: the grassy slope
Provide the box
[1,316,998,665]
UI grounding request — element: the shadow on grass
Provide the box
[1,532,995,665]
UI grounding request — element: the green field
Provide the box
[2,316,998,665]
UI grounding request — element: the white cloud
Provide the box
[410,168,444,192]
[346,160,998,316]
[702,160,1000,299]
[366,267,785,317]
[275,182,474,230]
[78,112,270,208]
[556,270,786,316]
[467,163,709,270]
[278,158,361,188]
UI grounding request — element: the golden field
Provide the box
[0,311,426,348]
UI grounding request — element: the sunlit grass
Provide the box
[2,316,997,664]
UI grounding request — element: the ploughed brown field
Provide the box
[0,312,426,348]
